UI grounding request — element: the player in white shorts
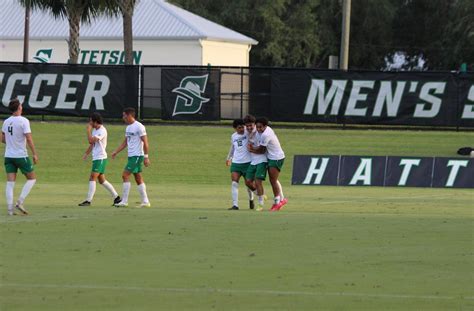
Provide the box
[2,98,38,216]
[112,108,151,208]
[78,112,121,207]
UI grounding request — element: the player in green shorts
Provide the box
[249,117,287,212]
[244,114,268,211]
[226,119,256,210]
[2,99,38,216]
[112,108,151,208]
[78,113,121,207]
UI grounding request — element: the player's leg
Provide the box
[243,165,257,209]
[15,157,36,215]
[5,159,17,215]
[134,172,150,208]
[254,162,268,211]
[268,159,287,211]
[115,170,132,207]
[116,156,142,207]
[244,178,255,209]
[97,159,121,205]
[229,171,241,210]
[79,172,98,206]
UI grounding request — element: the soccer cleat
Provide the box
[269,204,279,212]
[249,200,255,210]
[113,196,122,206]
[136,202,151,208]
[256,206,264,212]
[114,201,128,208]
[78,200,91,207]
[271,198,288,212]
[15,202,29,215]
[8,210,16,216]
[228,206,239,210]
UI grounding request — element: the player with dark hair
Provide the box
[112,108,151,208]
[226,118,256,210]
[78,112,121,206]
[248,117,287,211]
[243,114,267,211]
[2,98,38,215]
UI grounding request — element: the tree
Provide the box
[171,0,322,67]
[112,0,138,65]
[20,0,110,64]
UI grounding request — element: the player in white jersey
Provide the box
[249,117,287,211]
[111,108,151,208]
[225,119,256,210]
[78,113,121,207]
[1,99,38,215]
[243,115,267,211]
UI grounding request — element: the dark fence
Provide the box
[0,62,139,118]
[142,66,474,128]
[1,62,473,128]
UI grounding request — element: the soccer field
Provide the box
[0,122,473,310]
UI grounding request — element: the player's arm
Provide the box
[112,138,127,159]
[1,132,5,144]
[82,143,93,161]
[86,124,100,144]
[25,133,39,164]
[226,144,234,166]
[141,135,150,167]
[248,145,266,154]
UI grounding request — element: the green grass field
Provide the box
[0,122,473,310]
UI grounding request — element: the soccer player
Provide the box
[243,115,267,211]
[226,119,256,210]
[248,117,287,211]
[78,113,121,206]
[1,98,38,216]
[111,108,150,208]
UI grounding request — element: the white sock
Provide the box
[137,183,149,204]
[101,180,118,198]
[277,180,284,199]
[86,181,96,202]
[121,182,131,203]
[247,188,254,201]
[6,181,15,207]
[274,195,281,205]
[18,179,36,204]
[258,195,265,206]
[231,181,239,207]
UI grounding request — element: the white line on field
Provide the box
[1,283,472,301]
[319,194,452,205]
[0,215,92,224]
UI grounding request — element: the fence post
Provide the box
[240,67,244,118]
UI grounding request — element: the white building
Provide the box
[0,0,258,66]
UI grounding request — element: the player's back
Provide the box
[2,116,31,158]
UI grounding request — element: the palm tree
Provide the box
[19,0,109,64]
[117,0,138,65]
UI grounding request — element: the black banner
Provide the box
[161,69,220,121]
[292,155,474,188]
[270,70,474,127]
[0,63,139,118]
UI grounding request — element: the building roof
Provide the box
[0,0,258,45]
